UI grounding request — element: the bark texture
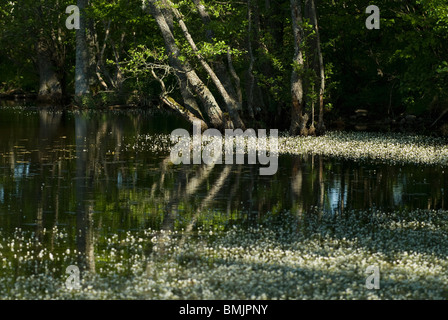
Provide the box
[290,0,308,136]
[36,39,62,102]
[75,0,90,97]
[148,0,225,129]
[307,0,326,134]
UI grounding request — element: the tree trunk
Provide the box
[192,0,213,40]
[161,5,204,121]
[36,39,62,102]
[149,66,207,130]
[177,72,205,120]
[165,0,245,129]
[308,0,326,134]
[191,0,243,112]
[246,0,256,119]
[75,0,90,97]
[34,3,62,103]
[162,96,208,131]
[148,0,225,129]
[289,0,308,136]
[227,48,243,111]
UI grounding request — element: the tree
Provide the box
[166,0,245,129]
[289,0,307,135]
[146,0,226,129]
[0,1,71,101]
[2,0,447,133]
[75,0,90,98]
[306,0,326,134]
[289,0,326,136]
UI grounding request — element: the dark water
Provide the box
[0,106,446,236]
[0,105,447,299]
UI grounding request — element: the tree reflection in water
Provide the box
[0,106,446,277]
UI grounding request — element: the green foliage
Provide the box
[319,0,448,117]
[0,0,75,93]
[1,0,447,126]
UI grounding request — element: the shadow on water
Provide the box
[0,105,447,291]
[0,106,447,230]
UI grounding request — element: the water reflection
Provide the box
[0,106,446,240]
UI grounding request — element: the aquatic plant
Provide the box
[1,208,447,299]
[128,131,448,167]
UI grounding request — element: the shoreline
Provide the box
[129,130,448,167]
[0,94,444,137]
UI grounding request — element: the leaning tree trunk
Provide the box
[161,6,204,121]
[192,0,243,113]
[75,0,90,98]
[164,0,245,129]
[148,0,225,129]
[290,0,308,136]
[149,66,208,130]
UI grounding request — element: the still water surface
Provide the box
[0,106,446,232]
[0,105,447,295]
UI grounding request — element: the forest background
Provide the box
[1,0,447,135]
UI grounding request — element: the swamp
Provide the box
[1,0,448,300]
[0,105,447,299]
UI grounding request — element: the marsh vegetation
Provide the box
[0,106,447,299]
